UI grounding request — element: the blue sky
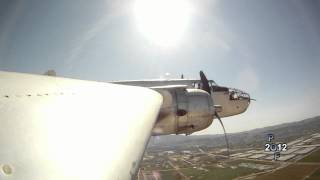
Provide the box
[0,0,319,134]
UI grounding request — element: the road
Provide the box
[167,160,190,180]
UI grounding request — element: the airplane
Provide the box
[0,70,251,180]
[112,71,252,136]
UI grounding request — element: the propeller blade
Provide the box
[215,112,230,158]
[200,71,211,94]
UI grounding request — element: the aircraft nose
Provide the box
[241,90,255,104]
[230,88,250,100]
[240,90,251,104]
[243,91,251,102]
[242,90,253,112]
[231,88,251,112]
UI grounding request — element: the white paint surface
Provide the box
[0,71,162,180]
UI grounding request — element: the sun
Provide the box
[133,0,192,47]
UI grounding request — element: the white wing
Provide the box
[0,71,163,180]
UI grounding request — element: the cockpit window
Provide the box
[229,88,250,100]
[211,85,229,92]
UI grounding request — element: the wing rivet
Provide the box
[1,164,13,175]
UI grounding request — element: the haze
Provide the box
[0,0,319,134]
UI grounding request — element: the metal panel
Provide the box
[0,71,163,180]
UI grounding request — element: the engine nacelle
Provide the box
[152,89,215,135]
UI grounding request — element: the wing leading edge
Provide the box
[0,71,163,180]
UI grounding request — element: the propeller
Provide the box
[199,71,211,94]
[199,71,230,157]
[215,112,230,158]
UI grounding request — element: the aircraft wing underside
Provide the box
[0,71,163,180]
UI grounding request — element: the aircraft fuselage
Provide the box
[113,79,250,135]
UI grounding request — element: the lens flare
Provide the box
[133,0,192,47]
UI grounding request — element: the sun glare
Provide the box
[133,0,192,47]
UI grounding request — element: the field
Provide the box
[306,168,320,180]
[138,131,320,180]
[157,171,183,180]
[181,166,259,180]
[299,149,320,162]
[254,164,320,180]
[139,160,265,180]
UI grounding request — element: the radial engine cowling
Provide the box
[152,89,215,135]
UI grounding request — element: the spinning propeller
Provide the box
[200,71,230,158]
[215,112,230,157]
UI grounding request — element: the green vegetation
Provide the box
[181,166,259,180]
[160,170,185,180]
[306,168,320,180]
[255,164,320,180]
[228,159,276,166]
[299,149,320,162]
